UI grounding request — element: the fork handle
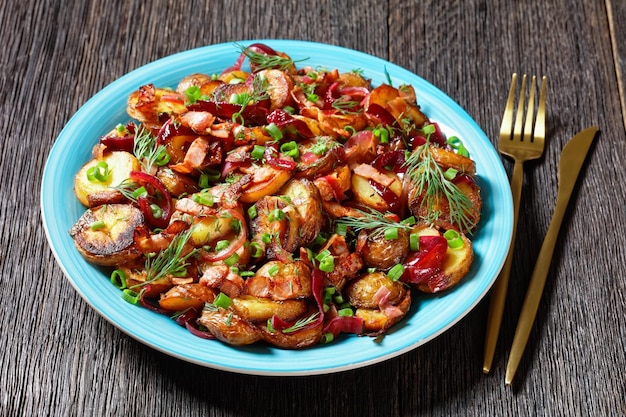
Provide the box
[482,158,524,373]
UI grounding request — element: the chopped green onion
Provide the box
[335,222,347,236]
[307,93,319,102]
[214,292,232,309]
[315,249,331,262]
[267,264,280,276]
[251,145,266,160]
[444,167,458,180]
[266,123,283,141]
[215,240,230,251]
[198,173,210,188]
[223,253,240,267]
[121,289,140,304]
[323,286,336,304]
[384,227,399,240]
[279,141,299,158]
[266,318,276,333]
[192,191,214,206]
[132,186,148,199]
[155,152,170,166]
[250,242,263,258]
[320,332,334,344]
[447,136,470,157]
[86,161,111,182]
[90,220,106,231]
[247,204,257,219]
[313,234,327,246]
[387,264,405,281]
[150,204,163,219]
[410,233,419,251]
[401,216,416,226]
[373,127,389,144]
[110,269,127,289]
[337,307,354,317]
[240,270,255,277]
[268,209,284,222]
[261,233,272,244]
[444,229,464,249]
[421,124,436,135]
[318,256,335,273]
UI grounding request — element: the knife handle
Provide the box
[504,192,570,384]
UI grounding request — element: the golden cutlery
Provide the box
[483,74,547,373]
[505,125,599,385]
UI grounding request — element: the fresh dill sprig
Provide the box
[278,312,320,333]
[133,229,198,288]
[237,43,308,71]
[404,138,476,232]
[331,96,361,114]
[133,127,169,172]
[334,209,412,239]
[229,74,270,124]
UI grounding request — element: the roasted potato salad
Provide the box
[69,43,483,349]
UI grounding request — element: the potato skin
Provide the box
[345,271,407,309]
[358,229,409,270]
[69,204,144,266]
[197,307,263,346]
[74,151,141,207]
[159,283,217,312]
[231,295,308,323]
[279,178,325,246]
[355,289,411,333]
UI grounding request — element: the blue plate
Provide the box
[41,40,513,375]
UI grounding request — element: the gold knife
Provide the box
[505,126,599,385]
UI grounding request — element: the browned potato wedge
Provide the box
[244,260,312,300]
[69,204,143,266]
[197,307,263,346]
[249,196,302,260]
[159,283,216,312]
[156,167,200,198]
[176,73,213,95]
[345,271,408,309]
[358,229,409,270]
[231,295,308,323]
[74,151,141,207]
[239,166,292,204]
[258,310,323,349]
[279,178,324,246]
[430,146,476,176]
[351,168,402,212]
[127,84,187,127]
[256,69,294,110]
[354,289,411,333]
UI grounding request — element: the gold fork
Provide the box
[483,73,547,373]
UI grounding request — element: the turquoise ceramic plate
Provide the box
[41,40,513,376]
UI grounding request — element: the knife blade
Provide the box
[505,125,599,385]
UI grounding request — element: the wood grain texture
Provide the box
[1,0,625,416]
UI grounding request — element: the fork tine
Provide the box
[499,73,518,138]
[512,74,527,142]
[523,76,537,143]
[534,76,547,146]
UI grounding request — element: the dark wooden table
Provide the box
[2,0,625,415]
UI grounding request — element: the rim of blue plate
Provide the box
[41,39,513,376]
